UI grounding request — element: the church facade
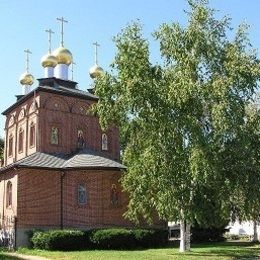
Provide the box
[0,21,163,247]
[0,77,135,247]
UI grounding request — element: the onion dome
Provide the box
[19,72,34,86]
[41,53,58,68]
[89,64,104,79]
[52,46,73,65]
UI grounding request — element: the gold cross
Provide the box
[93,42,100,65]
[24,49,32,72]
[45,29,54,53]
[57,17,68,47]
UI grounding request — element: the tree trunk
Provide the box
[179,220,191,252]
[186,222,191,250]
[252,220,258,242]
[180,220,185,252]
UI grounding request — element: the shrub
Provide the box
[31,231,49,249]
[31,228,168,250]
[224,233,252,241]
[31,230,89,250]
[90,228,135,249]
[132,229,168,248]
[191,225,228,243]
[26,229,43,248]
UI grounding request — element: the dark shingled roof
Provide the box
[17,152,68,168]
[39,85,98,100]
[0,149,126,173]
[2,78,98,115]
[64,149,126,169]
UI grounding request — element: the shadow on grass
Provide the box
[192,241,259,248]
[167,241,260,259]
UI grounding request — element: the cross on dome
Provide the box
[41,29,58,69]
[89,42,104,79]
[45,29,54,53]
[19,49,34,88]
[57,17,68,47]
[93,41,100,65]
[24,49,32,73]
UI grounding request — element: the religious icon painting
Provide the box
[50,126,59,145]
[78,184,87,205]
[110,183,119,206]
[77,129,85,149]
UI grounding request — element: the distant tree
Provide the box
[93,0,260,251]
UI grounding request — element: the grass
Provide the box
[1,241,260,260]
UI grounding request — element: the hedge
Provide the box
[132,229,168,248]
[31,230,89,250]
[90,228,136,249]
[30,228,168,250]
[191,224,228,243]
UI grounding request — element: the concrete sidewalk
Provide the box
[3,252,50,260]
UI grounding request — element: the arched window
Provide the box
[29,122,35,147]
[8,116,14,127]
[77,184,87,205]
[50,126,59,145]
[18,128,24,153]
[8,134,13,157]
[6,181,12,207]
[101,133,108,151]
[18,109,25,121]
[77,129,85,149]
[110,183,119,206]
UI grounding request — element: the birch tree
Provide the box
[93,0,260,251]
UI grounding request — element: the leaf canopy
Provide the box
[93,0,260,226]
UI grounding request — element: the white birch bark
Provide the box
[180,220,186,252]
[179,220,191,252]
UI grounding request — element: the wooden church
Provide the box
[0,18,163,247]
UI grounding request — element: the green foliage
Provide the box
[90,228,135,249]
[30,228,168,251]
[31,231,49,250]
[93,0,260,229]
[26,229,43,248]
[191,221,229,243]
[31,230,89,251]
[132,229,168,248]
[90,228,168,249]
[223,104,260,222]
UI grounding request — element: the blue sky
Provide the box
[1,0,260,138]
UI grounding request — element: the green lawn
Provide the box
[1,241,260,260]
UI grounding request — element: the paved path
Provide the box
[3,252,50,260]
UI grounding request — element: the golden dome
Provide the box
[52,46,73,65]
[89,64,104,78]
[19,72,34,86]
[41,53,58,68]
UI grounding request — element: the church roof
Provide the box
[2,78,98,115]
[38,85,98,101]
[15,152,68,169]
[0,149,126,173]
[63,149,126,169]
